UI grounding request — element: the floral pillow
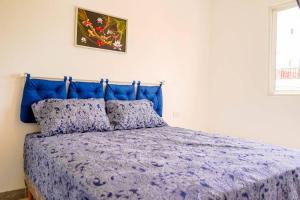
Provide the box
[106,99,167,130]
[32,99,111,136]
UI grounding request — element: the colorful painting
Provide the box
[75,8,127,52]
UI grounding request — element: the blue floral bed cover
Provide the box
[24,126,300,200]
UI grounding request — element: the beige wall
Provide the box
[0,0,211,192]
[208,0,300,148]
[1,0,300,193]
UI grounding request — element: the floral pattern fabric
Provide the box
[32,99,111,136]
[24,126,300,200]
[106,100,167,130]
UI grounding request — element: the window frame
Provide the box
[269,1,299,95]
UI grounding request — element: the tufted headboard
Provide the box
[20,74,67,123]
[67,77,104,99]
[136,81,163,116]
[20,74,165,123]
[104,80,136,101]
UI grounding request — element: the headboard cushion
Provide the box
[136,81,163,116]
[105,80,136,101]
[20,74,67,123]
[67,77,104,99]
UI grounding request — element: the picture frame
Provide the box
[75,7,127,53]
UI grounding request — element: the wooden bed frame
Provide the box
[25,175,44,200]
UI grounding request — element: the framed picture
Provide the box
[75,7,127,52]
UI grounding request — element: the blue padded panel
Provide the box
[67,77,104,99]
[105,80,136,101]
[136,82,163,116]
[20,74,67,123]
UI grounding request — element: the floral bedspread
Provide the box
[24,126,300,200]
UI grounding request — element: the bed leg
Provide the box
[27,189,33,200]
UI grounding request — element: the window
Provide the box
[270,2,300,94]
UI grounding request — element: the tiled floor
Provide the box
[0,189,26,200]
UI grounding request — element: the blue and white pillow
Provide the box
[106,99,167,130]
[32,99,111,136]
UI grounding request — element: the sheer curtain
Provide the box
[298,0,300,8]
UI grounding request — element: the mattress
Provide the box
[24,126,300,200]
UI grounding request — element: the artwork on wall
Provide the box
[75,7,127,52]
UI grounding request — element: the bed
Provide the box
[24,126,300,200]
[21,75,300,199]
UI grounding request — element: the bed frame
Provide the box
[25,175,44,200]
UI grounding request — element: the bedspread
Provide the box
[24,126,300,200]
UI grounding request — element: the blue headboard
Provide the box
[68,77,104,99]
[20,74,67,123]
[136,81,163,116]
[104,80,136,101]
[20,74,164,123]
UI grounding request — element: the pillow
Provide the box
[20,74,67,123]
[67,77,104,99]
[106,99,167,130]
[32,99,111,136]
[136,82,163,116]
[105,80,136,101]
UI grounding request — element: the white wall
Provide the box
[208,0,300,148]
[0,0,211,192]
[2,0,300,193]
